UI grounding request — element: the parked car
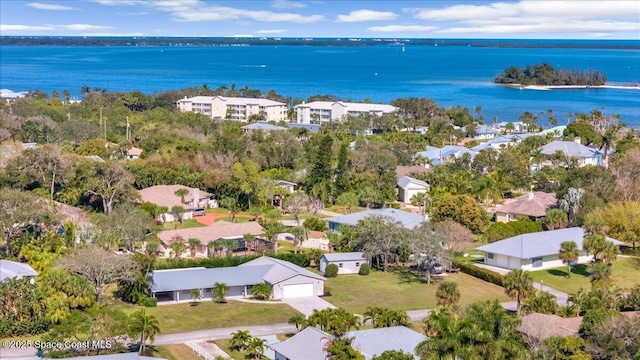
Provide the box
[193,208,206,216]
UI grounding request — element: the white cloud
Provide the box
[368,25,437,32]
[26,2,76,10]
[60,24,113,31]
[438,20,640,34]
[256,29,287,34]
[0,24,55,32]
[336,9,398,22]
[81,32,145,36]
[89,0,142,5]
[271,0,306,9]
[171,6,324,23]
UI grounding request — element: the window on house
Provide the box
[488,253,494,259]
[355,262,360,267]
[532,257,543,268]
[339,263,343,268]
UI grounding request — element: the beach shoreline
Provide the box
[501,84,640,91]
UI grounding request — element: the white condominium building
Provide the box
[294,101,397,124]
[176,96,287,122]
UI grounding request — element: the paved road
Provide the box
[154,323,296,345]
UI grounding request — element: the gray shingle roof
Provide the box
[321,252,365,262]
[0,260,38,281]
[397,176,429,189]
[475,227,621,259]
[269,326,331,360]
[540,141,601,158]
[326,208,426,229]
[347,326,427,360]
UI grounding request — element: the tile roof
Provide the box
[540,141,601,158]
[493,192,557,217]
[347,326,427,360]
[397,176,429,189]
[308,231,326,239]
[269,326,332,360]
[157,220,264,245]
[475,227,621,259]
[395,165,429,181]
[518,313,582,339]
[138,185,212,210]
[127,146,143,156]
[321,252,365,262]
[326,208,426,229]
[0,260,38,281]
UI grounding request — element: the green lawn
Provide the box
[118,300,301,334]
[152,344,202,360]
[161,219,205,230]
[324,268,509,314]
[530,257,640,294]
[214,339,251,360]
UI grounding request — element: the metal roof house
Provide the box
[325,208,426,232]
[319,252,367,275]
[397,176,429,203]
[0,260,38,282]
[270,326,426,360]
[538,140,602,168]
[416,145,476,167]
[149,256,325,302]
[476,227,623,271]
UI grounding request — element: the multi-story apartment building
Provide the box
[177,96,287,122]
[294,101,396,124]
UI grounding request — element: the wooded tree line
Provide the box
[494,63,607,86]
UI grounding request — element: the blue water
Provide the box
[1,43,639,125]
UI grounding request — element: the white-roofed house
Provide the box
[397,176,429,203]
[466,124,499,140]
[476,227,623,271]
[536,140,603,170]
[138,184,213,223]
[241,122,288,134]
[0,260,38,282]
[270,326,426,360]
[319,252,367,275]
[326,208,426,233]
[149,256,325,302]
[177,96,287,122]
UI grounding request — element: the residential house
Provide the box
[537,125,567,137]
[494,192,557,222]
[518,313,583,340]
[0,260,38,282]
[294,101,396,124]
[397,176,429,203]
[302,231,330,251]
[326,208,426,232]
[176,96,287,122]
[416,145,476,167]
[157,220,264,258]
[466,124,499,140]
[270,326,426,360]
[241,122,288,134]
[395,165,430,182]
[476,227,623,271]
[149,256,325,301]
[537,140,603,169]
[319,252,367,275]
[84,155,106,162]
[125,146,143,160]
[275,180,297,193]
[0,88,26,103]
[471,133,535,152]
[287,122,321,134]
[138,185,213,222]
[494,121,526,133]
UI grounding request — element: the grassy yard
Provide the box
[117,300,301,334]
[161,219,205,230]
[530,257,640,294]
[152,345,202,360]
[324,268,509,314]
[214,339,248,360]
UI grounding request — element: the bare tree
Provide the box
[58,245,139,302]
[86,162,138,214]
[283,193,309,226]
[434,221,473,255]
[353,215,408,272]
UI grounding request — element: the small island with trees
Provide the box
[494,62,607,87]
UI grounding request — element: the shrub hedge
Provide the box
[143,297,158,307]
[325,264,339,277]
[359,263,371,275]
[452,260,504,286]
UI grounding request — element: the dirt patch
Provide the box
[193,212,253,226]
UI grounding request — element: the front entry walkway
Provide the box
[283,296,336,316]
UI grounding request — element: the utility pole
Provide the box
[126,116,130,141]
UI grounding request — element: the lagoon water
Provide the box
[1,42,639,126]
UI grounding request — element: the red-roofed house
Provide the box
[138,185,213,222]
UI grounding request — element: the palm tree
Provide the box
[174,188,189,203]
[417,308,466,360]
[503,269,535,316]
[169,239,185,261]
[545,209,568,230]
[325,336,364,360]
[559,188,584,225]
[250,283,272,300]
[410,192,429,215]
[230,329,251,351]
[436,281,461,308]
[531,148,545,170]
[158,206,168,224]
[190,288,201,305]
[290,226,308,254]
[170,205,185,227]
[129,309,161,355]
[212,282,228,303]
[187,238,201,259]
[288,314,305,332]
[559,241,579,278]
[246,337,266,359]
[206,240,217,258]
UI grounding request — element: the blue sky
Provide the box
[1,0,638,39]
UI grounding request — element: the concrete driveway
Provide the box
[283,296,336,316]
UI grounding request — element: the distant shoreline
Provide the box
[501,84,640,91]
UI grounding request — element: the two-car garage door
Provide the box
[282,283,314,298]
